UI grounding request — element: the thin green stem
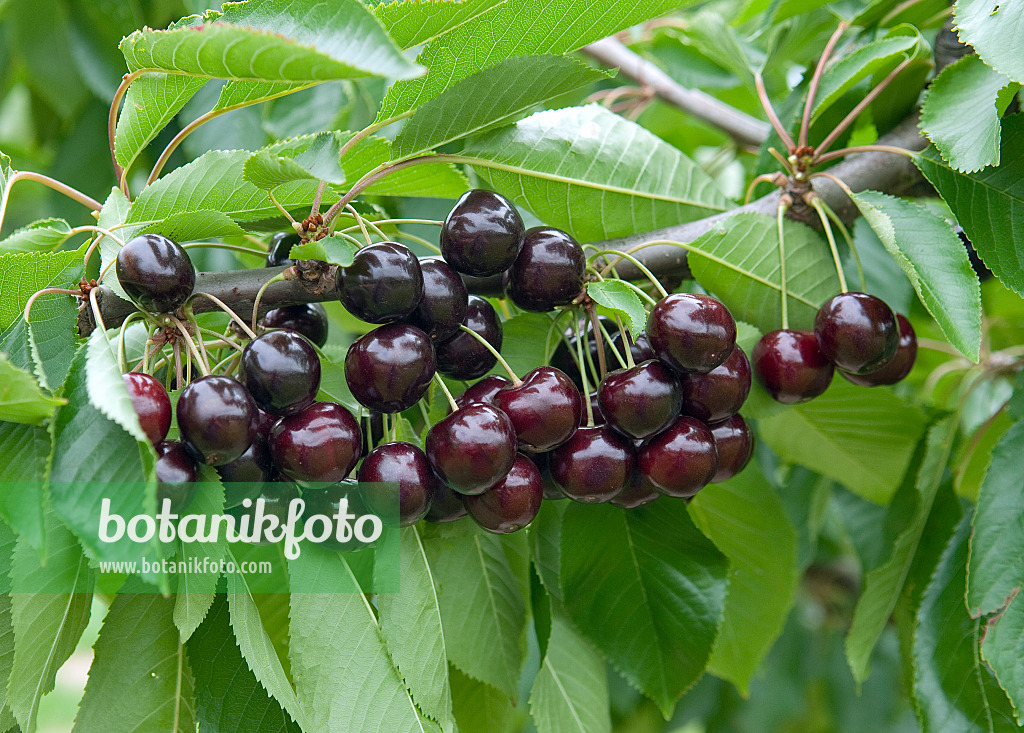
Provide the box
[820,200,865,291]
[183,242,268,257]
[169,315,210,376]
[573,316,594,427]
[433,374,459,412]
[348,204,373,245]
[777,195,792,330]
[187,292,258,339]
[586,306,608,381]
[798,23,848,151]
[812,144,917,165]
[613,315,635,369]
[196,326,245,353]
[755,72,796,153]
[116,311,147,373]
[267,190,297,226]
[108,69,147,188]
[24,287,80,324]
[250,273,286,332]
[394,230,442,254]
[596,317,627,370]
[808,194,849,293]
[458,325,520,384]
[590,249,668,297]
[0,172,102,237]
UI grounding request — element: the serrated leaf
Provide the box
[0,219,72,254]
[97,187,133,304]
[331,131,469,200]
[529,501,565,604]
[114,74,206,172]
[0,353,63,425]
[954,0,1024,85]
[0,525,16,731]
[459,105,730,242]
[289,235,358,267]
[141,210,246,241]
[213,80,312,112]
[0,248,83,330]
[560,501,728,717]
[0,421,49,549]
[586,281,647,340]
[450,665,521,733]
[920,55,1017,173]
[981,587,1024,723]
[86,328,148,444]
[848,189,982,360]
[393,55,609,159]
[375,0,502,50]
[73,594,195,733]
[758,379,927,504]
[244,152,330,191]
[173,468,226,643]
[687,212,841,332]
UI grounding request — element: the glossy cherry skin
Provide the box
[156,440,199,513]
[550,315,618,390]
[842,314,917,387]
[345,323,435,413]
[425,403,517,495]
[217,436,272,508]
[647,293,737,373]
[708,414,754,483]
[578,392,605,427]
[507,227,585,312]
[551,425,635,503]
[266,232,300,267]
[358,441,438,527]
[530,451,566,501]
[752,329,834,404]
[424,483,469,523]
[269,401,361,485]
[435,296,503,380]
[243,330,321,416]
[639,416,718,498]
[455,375,511,410]
[611,466,661,509]
[440,189,525,276]
[254,407,279,436]
[493,367,582,452]
[681,345,751,423]
[228,482,301,545]
[814,292,899,375]
[116,234,196,313]
[360,411,385,454]
[612,331,655,365]
[337,242,424,324]
[177,376,257,466]
[464,454,543,533]
[299,480,375,551]
[262,303,328,347]
[405,258,469,341]
[598,360,683,440]
[122,372,171,445]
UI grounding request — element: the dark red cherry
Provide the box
[598,360,683,440]
[360,411,385,454]
[254,407,279,436]
[455,375,511,410]
[262,303,328,347]
[405,258,469,341]
[424,483,470,523]
[344,323,435,413]
[358,442,438,527]
[550,425,635,503]
[266,232,300,267]
[242,330,321,416]
[611,463,661,509]
[639,416,718,498]
[301,480,375,551]
[440,190,525,277]
[578,392,605,427]
[506,227,585,312]
[425,403,517,495]
[681,345,751,423]
[116,233,196,313]
[217,436,272,508]
[227,482,301,545]
[435,296,503,380]
[155,440,198,512]
[612,331,655,364]
[842,314,917,386]
[709,414,754,483]
[550,315,618,390]
[530,452,566,501]
[493,367,581,452]
[122,372,171,444]
[269,401,361,484]
[647,293,737,373]
[814,292,899,375]
[464,454,543,533]
[177,376,257,466]
[752,329,834,404]
[337,242,423,323]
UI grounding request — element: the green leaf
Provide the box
[758,379,927,504]
[812,34,922,121]
[459,105,730,242]
[331,131,469,200]
[920,55,1017,173]
[421,524,528,698]
[486,312,560,382]
[689,466,800,695]
[916,115,1024,299]
[0,421,49,549]
[73,594,195,733]
[913,514,1019,732]
[392,55,610,159]
[0,353,63,425]
[114,74,206,172]
[0,248,83,330]
[954,0,1024,85]
[981,588,1024,723]
[86,328,148,444]
[687,212,841,332]
[289,235,359,267]
[172,469,226,642]
[450,665,521,733]
[560,501,728,717]
[140,210,246,241]
[213,80,313,112]
[8,512,94,733]
[586,281,647,340]
[97,188,133,304]
[375,0,502,50]
[847,189,982,361]
[529,501,565,604]
[244,133,347,190]
[0,525,17,731]
[0,219,73,254]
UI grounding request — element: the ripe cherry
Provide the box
[177,376,257,466]
[301,480,373,551]
[156,440,198,512]
[550,315,617,390]
[217,436,272,508]
[266,232,299,267]
[814,292,899,375]
[344,323,435,413]
[440,190,525,276]
[405,258,469,341]
[610,467,661,509]
[338,242,423,323]
[752,329,834,404]
[647,293,736,373]
[424,483,469,523]
[122,372,171,444]
[638,416,718,498]
[262,303,328,347]
[359,442,438,527]
[681,345,751,423]
[269,401,361,484]
[243,330,321,416]
[506,227,585,312]
[425,403,517,495]
[598,360,683,440]
[550,425,635,503]
[612,331,655,364]
[493,367,581,452]
[708,414,754,483]
[455,375,511,410]
[842,314,917,387]
[464,454,543,533]
[116,234,196,313]
[435,296,503,380]
[228,482,301,545]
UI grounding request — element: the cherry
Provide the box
[358,441,438,527]
[269,401,361,484]
[612,331,655,364]
[262,303,329,347]
[506,227,585,312]
[243,330,321,417]
[116,233,196,313]
[440,189,525,276]
[530,452,566,501]
[425,403,517,495]
[218,436,272,508]
[550,425,635,503]
[578,392,605,427]
[681,345,751,423]
[708,414,754,483]
[464,454,543,533]
[177,375,257,466]
[122,372,171,444]
[360,411,385,454]
[294,480,373,552]
[156,440,198,512]
[266,232,300,267]
[493,367,581,452]
[550,315,617,389]
[337,242,423,323]
[638,416,718,498]
[455,375,511,410]
[405,258,469,341]
[814,292,899,375]
[344,323,435,413]
[610,467,661,509]
[424,483,469,523]
[598,360,683,440]
[435,296,503,380]
[228,482,301,545]
[752,329,834,404]
[647,293,736,373]
[254,407,279,436]
[842,314,917,387]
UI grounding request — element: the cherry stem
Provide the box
[347,205,373,246]
[812,144,917,165]
[267,190,297,226]
[612,315,636,369]
[776,194,792,330]
[807,193,849,293]
[250,273,287,332]
[169,315,211,376]
[596,316,628,370]
[24,287,80,324]
[591,249,668,297]
[457,325,521,385]
[173,339,183,390]
[196,326,245,353]
[798,23,849,151]
[183,242,267,257]
[433,374,459,413]
[744,172,786,204]
[393,231,442,254]
[755,71,796,153]
[311,180,328,218]
[108,69,147,190]
[0,171,102,237]
[116,311,146,373]
[818,198,865,291]
[766,147,794,174]
[573,316,595,427]
[336,115,410,164]
[89,287,108,334]
[188,292,258,340]
[586,305,609,381]
[323,155,450,226]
